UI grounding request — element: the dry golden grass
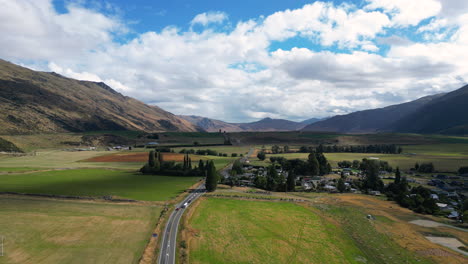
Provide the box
[0,196,161,264]
[312,194,467,263]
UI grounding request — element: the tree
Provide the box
[153,157,161,172]
[205,160,218,192]
[362,159,383,191]
[414,162,420,171]
[458,166,468,175]
[257,151,266,161]
[327,163,332,174]
[352,160,360,169]
[254,175,267,189]
[183,154,188,170]
[271,145,280,154]
[158,151,163,163]
[418,163,435,173]
[395,167,401,184]
[337,178,346,193]
[266,165,279,191]
[317,144,324,153]
[315,152,329,175]
[148,150,156,167]
[338,160,352,168]
[286,170,295,192]
[198,159,205,174]
[231,160,243,174]
[283,145,290,153]
[308,153,319,176]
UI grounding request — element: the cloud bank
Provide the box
[1,0,467,122]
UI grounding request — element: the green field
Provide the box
[0,169,201,201]
[173,145,251,155]
[186,197,436,264]
[0,150,142,169]
[0,167,43,173]
[185,197,431,264]
[265,143,468,172]
[0,196,160,264]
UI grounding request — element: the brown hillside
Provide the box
[0,59,199,134]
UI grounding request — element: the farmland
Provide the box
[0,169,201,201]
[83,151,235,169]
[184,194,467,264]
[185,198,366,264]
[263,143,468,172]
[1,131,467,264]
[0,196,161,264]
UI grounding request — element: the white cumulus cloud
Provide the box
[190,11,228,26]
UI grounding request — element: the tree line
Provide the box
[337,159,393,172]
[253,151,332,192]
[298,144,402,154]
[179,148,240,157]
[140,150,213,177]
[384,168,439,214]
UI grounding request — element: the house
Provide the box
[447,211,459,219]
[146,142,159,146]
[301,176,323,190]
[369,190,381,196]
[436,203,448,209]
[302,181,313,191]
[430,194,439,200]
[239,180,254,187]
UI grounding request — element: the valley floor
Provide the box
[181,187,467,264]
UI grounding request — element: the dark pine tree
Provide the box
[205,160,218,192]
[308,152,319,176]
[395,167,401,184]
[158,151,163,163]
[286,170,295,192]
[337,178,346,193]
[198,159,205,173]
[149,150,156,167]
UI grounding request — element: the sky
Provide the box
[1,0,468,122]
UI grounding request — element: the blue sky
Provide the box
[52,0,443,56]
[1,0,467,122]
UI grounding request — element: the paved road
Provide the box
[158,182,206,264]
[221,147,254,179]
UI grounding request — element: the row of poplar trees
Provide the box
[142,150,219,192]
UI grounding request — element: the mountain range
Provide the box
[303,84,468,135]
[0,59,199,134]
[178,116,322,132]
[1,59,467,135]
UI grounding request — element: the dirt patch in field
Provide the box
[311,194,468,263]
[250,148,259,158]
[84,152,202,163]
[411,220,445,228]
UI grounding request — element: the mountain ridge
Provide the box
[179,116,323,132]
[302,93,445,133]
[302,85,468,135]
[0,59,200,134]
